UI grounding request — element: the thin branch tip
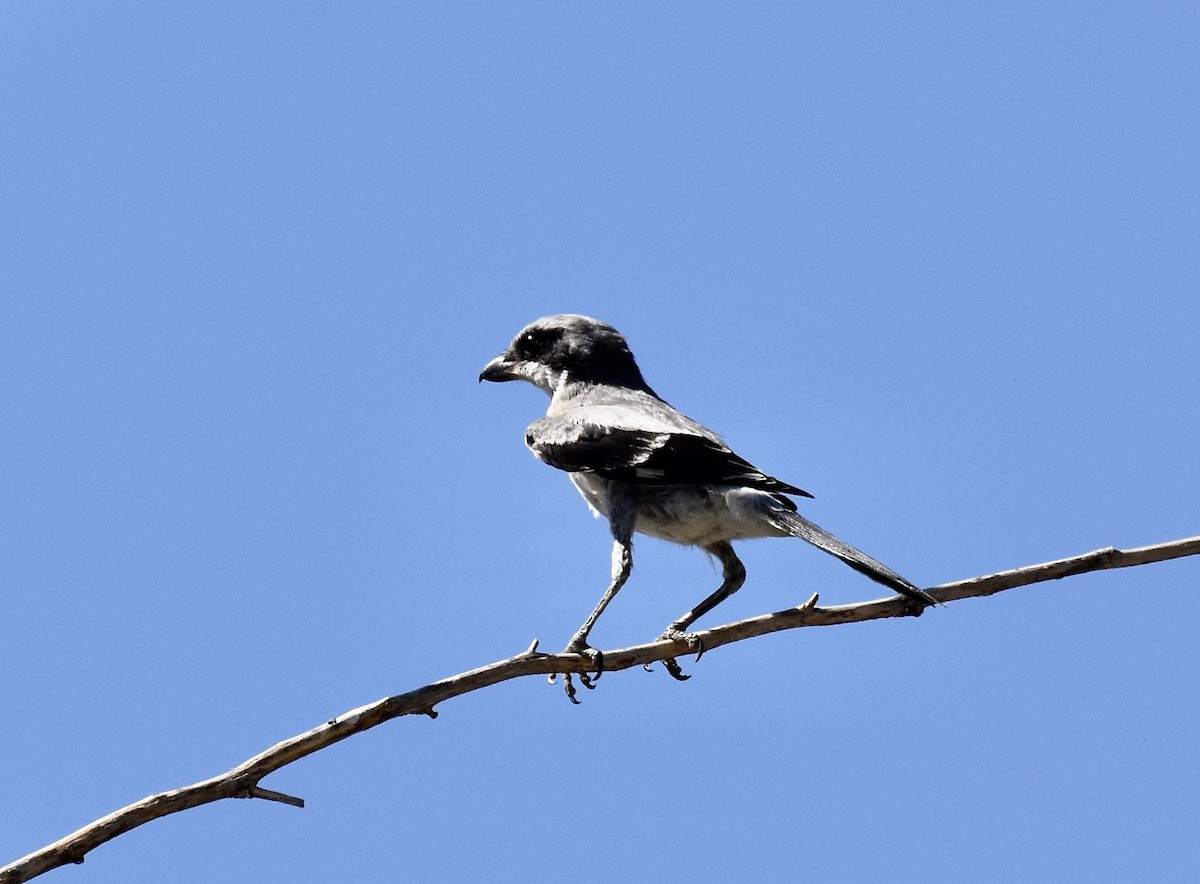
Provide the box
[242,786,305,808]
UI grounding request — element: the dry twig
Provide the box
[3,535,1197,883]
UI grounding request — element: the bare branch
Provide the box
[3,534,1197,883]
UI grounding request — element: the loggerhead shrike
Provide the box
[481,314,934,688]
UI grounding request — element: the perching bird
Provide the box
[480,314,934,691]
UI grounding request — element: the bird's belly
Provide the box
[569,474,784,546]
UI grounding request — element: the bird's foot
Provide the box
[660,627,704,660]
[559,637,604,704]
[658,627,704,682]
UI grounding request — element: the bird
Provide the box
[480,314,934,695]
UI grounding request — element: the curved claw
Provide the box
[565,645,604,681]
[588,648,605,680]
[561,642,604,702]
[659,628,704,682]
[663,657,692,681]
[563,673,581,704]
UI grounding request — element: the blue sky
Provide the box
[3,3,1198,882]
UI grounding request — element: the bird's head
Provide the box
[479,314,650,395]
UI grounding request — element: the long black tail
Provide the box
[769,509,939,607]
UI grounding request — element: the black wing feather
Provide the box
[526,418,811,498]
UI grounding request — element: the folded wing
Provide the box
[526,416,812,498]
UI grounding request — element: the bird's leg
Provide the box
[566,491,636,658]
[568,537,634,650]
[658,541,746,681]
[561,491,638,702]
[662,541,747,640]
[561,537,632,701]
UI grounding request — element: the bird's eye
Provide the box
[517,329,546,356]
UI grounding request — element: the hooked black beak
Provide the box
[479,354,520,383]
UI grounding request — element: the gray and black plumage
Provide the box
[480,314,934,690]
